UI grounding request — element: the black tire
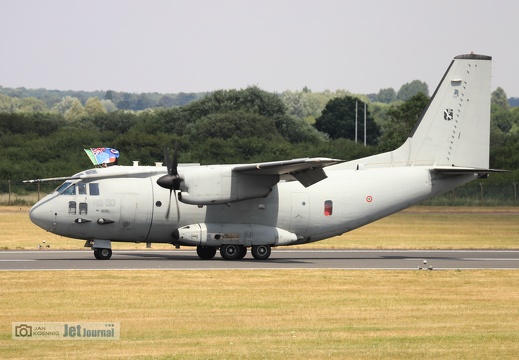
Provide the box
[196,246,217,260]
[237,245,247,260]
[93,248,112,260]
[251,245,271,260]
[220,244,246,260]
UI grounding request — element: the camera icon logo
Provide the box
[15,324,32,337]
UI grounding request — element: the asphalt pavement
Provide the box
[1,249,518,270]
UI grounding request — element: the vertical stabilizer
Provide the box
[345,54,493,170]
[401,54,492,168]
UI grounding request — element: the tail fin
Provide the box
[350,54,492,170]
[403,53,492,168]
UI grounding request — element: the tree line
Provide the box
[1,84,518,195]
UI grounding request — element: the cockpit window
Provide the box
[89,183,100,196]
[56,182,71,193]
[57,182,77,195]
[61,184,76,195]
[56,181,99,196]
[78,183,87,195]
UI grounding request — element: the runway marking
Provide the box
[0,259,36,262]
[403,258,519,261]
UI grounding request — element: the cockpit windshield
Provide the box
[56,182,73,194]
[56,182,76,195]
[56,181,100,196]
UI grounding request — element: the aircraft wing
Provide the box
[233,157,344,187]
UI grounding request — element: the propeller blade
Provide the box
[165,189,172,219]
[164,146,171,175]
[159,142,182,221]
[175,190,180,222]
[171,142,179,176]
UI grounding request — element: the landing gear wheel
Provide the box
[197,246,217,260]
[220,244,247,260]
[237,245,247,260]
[94,248,112,260]
[251,245,271,260]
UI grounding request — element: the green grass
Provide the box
[1,270,518,359]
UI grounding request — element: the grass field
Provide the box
[1,206,518,250]
[1,206,518,359]
[1,270,518,359]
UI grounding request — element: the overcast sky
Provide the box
[1,0,517,97]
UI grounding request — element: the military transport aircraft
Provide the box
[26,53,500,261]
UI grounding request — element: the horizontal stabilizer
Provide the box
[433,167,508,175]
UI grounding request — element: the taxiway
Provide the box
[1,249,518,270]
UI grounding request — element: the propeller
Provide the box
[157,142,182,221]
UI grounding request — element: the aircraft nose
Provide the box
[29,200,53,230]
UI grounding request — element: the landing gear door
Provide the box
[289,193,309,234]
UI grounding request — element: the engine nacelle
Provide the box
[171,223,299,247]
[177,167,278,205]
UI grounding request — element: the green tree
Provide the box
[190,111,279,141]
[314,96,380,145]
[53,96,81,116]
[0,94,14,112]
[84,97,107,116]
[65,98,86,121]
[274,114,325,143]
[491,88,513,134]
[101,99,118,112]
[397,80,429,101]
[158,95,176,108]
[378,92,429,152]
[18,97,47,112]
[185,86,286,119]
[491,87,509,110]
[376,88,397,103]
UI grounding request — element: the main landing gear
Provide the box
[195,245,272,260]
[91,245,271,261]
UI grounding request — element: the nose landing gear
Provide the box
[93,248,112,260]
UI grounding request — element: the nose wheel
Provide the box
[93,248,112,260]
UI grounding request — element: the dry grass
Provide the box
[1,206,518,250]
[1,270,518,359]
[306,207,519,249]
[1,205,518,358]
[0,193,41,206]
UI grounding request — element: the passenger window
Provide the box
[324,200,333,216]
[68,201,77,215]
[89,183,100,196]
[78,183,87,195]
[79,203,88,215]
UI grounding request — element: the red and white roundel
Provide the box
[366,196,373,203]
